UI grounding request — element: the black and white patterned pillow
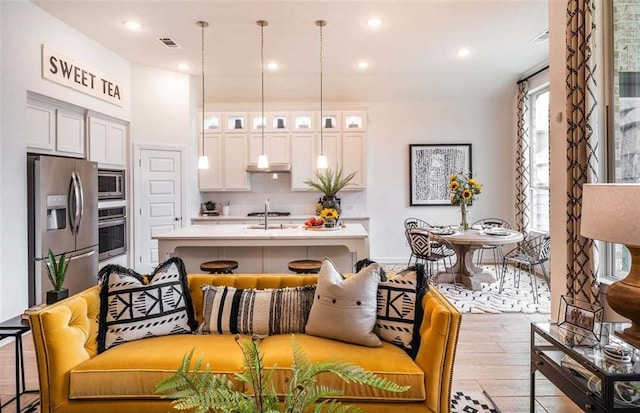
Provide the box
[97,257,197,353]
[375,264,427,357]
[198,285,315,337]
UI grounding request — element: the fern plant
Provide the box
[303,167,357,197]
[156,335,409,413]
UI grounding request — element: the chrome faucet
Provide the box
[264,198,270,230]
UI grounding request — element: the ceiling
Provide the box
[31,0,549,102]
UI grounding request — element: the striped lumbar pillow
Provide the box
[198,285,316,337]
[97,257,197,353]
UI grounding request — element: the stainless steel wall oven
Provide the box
[98,206,126,260]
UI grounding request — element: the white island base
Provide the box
[154,224,370,274]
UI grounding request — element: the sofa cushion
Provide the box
[97,257,197,352]
[376,265,428,357]
[305,258,381,347]
[260,334,425,402]
[197,285,315,336]
[70,335,247,399]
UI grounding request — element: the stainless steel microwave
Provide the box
[98,169,125,200]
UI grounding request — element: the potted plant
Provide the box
[44,249,70,304]
[304,167,357,214]
[157,335,408,412]
[204,201,216,211]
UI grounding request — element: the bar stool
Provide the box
[287,259,322,274]
[200,260,238,274]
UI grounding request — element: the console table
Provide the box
[531,322,640,412]
[0,315,38,412]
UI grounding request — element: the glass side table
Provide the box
[531,322,640,412]
[0,315,39,412]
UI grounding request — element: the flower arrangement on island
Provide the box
[319,207,340,227]
[449,173,482,230]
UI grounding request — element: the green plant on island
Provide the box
[156,335,409,413]
[45,249,69,291]
[304,167,357,198]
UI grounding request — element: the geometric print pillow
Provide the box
[97,257,197,353]
[375,264,427,358]
[197,284,316,337]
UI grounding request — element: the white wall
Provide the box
[0,0,130,320]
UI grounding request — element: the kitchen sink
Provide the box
[245,224,298,230]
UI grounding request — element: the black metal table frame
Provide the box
[531,322,640,413]
[0,316,39,413]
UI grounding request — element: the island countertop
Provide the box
[154,224,369,273]
[154,223,368,240]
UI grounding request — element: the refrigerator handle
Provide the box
[76,170,85,232]
[68,173,77,235]
[68,249,96,261]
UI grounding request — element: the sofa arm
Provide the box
[29,286,101,413]
[414,288,462,413]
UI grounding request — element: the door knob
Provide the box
[174,217,182,221]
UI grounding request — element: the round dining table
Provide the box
[434,228,524,291]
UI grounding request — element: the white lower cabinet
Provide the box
[88,115,127,168]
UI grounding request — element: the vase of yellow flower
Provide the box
[449,173,483,230]
[320,207,339,228]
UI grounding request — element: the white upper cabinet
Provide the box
[202,112,222,133]
[223,134,249,190]
[88,115,127,168]
[341,133,366,189]
[343,111,367,132]
[290,133,316,190]
[26,95,85,158]
[248,133,290,165]
[224,113,248,132]
[199,134,224,190]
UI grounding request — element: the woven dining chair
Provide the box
[406,228,456,286]
[404,218,432,266]
[472,218,512,276]
[499,232,551,304]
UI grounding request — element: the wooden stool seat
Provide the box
[287,259,322,274]
[200,260,238,274]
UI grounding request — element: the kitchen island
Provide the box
[154,223,369,274]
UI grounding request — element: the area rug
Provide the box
[451,391,499,413]
[383,264,550,314]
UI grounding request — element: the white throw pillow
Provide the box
[305,258,382,347]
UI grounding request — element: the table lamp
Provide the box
[581,183,640,347]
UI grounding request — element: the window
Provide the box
[528,86,550,232]
[607,0,640,279]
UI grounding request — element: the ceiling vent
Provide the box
[157,37,180,48]
[530,30,549,43]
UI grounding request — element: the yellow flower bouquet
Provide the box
[319,208,340,227]
[449,174,482,230]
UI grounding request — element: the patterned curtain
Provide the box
[515,81,530,234]
[566,0,600,304]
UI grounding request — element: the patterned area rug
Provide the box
[383,264,550,314]
[451,391,499,413]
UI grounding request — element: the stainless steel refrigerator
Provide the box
[27,154,99,306]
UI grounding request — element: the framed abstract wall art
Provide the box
[409,144,472,206]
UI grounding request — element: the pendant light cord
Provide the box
[319,21,324,156]
[261,22,265,154]
[200,21,206,158]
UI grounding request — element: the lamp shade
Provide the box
[197,155,210,170]
[581,183,640,247]
[316,154,328,169]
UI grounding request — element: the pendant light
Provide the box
[316,20,328,170]
[197,20,210,170]
[257,20,269,169]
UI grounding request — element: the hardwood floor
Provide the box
[0,313,582,412]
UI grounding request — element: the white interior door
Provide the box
[137,148,183,273]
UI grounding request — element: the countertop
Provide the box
[191,215,370,222]
[153,223,369,240]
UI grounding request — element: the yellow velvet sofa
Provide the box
[29,274,461,413]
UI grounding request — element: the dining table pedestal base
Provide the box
[435,244,495,291]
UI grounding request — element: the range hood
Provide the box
[246,164,291,173]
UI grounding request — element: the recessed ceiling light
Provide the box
[367,18,382,28]
[177,63,189,71]
[267,62,279,71]
[357,60,369,69]
[123,20,142,31]
[456,48,471,58]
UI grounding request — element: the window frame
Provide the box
[527,84,551,233]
